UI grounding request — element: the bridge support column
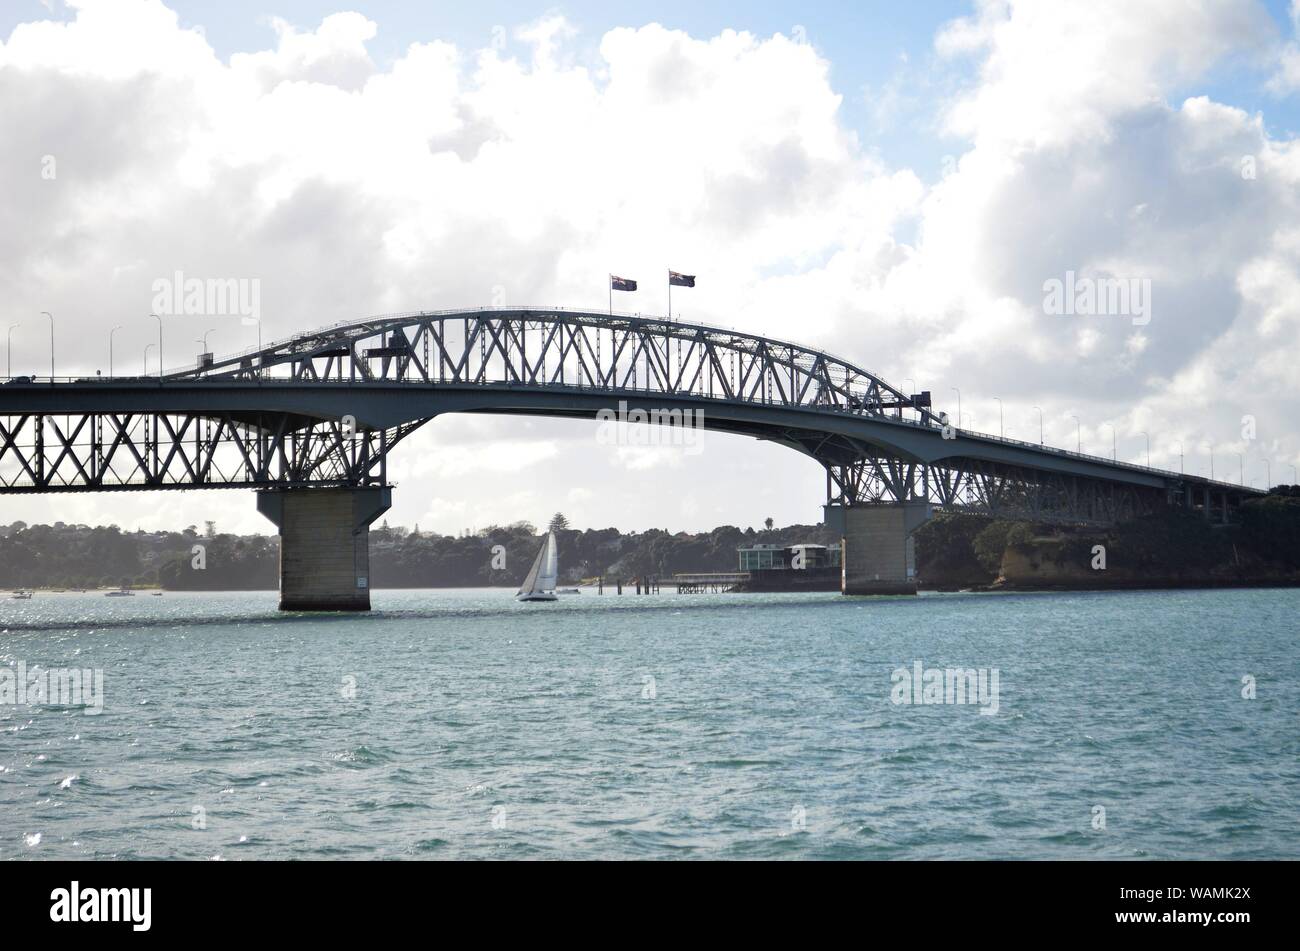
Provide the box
[256,486,391,611]
[840,502,931,596]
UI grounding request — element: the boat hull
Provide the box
[516,593,558,602]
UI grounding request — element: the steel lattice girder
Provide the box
[825,456,1172,526]
[0,309,1265,506]
[172,308,940,425]
[0,411,425,492]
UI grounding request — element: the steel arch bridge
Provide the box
[0,306,1261,524]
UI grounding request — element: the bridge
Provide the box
[0,307,1262,608]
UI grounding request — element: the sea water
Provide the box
[1,587,1297,859]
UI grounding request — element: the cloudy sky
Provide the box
[2,0,1299,536]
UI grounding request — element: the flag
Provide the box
[668,270,696,288]
[610,275,637,292]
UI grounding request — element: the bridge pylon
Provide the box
[256,486,391,611]
[837,501,932,596]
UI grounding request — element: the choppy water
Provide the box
[2,587,1297,860]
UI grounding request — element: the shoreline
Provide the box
[925,577,1300,594]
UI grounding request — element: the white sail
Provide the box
[517,538,545,597]
[536,532,558,592]
[517,531,559,600]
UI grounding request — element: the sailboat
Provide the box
[516,531,559,602]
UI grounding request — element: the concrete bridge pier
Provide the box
[839,502,932,596]
[256,486,392,611]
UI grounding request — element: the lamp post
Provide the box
[1032,405,1043,444]
[1239,453,1245,486]
[993,397,1003,438]
[253,317,263,381]
[1176,441,1184,474]
[150,313,163,380]
[1262,458,1271,489]
[109,325,123,377]
[1070,415,1081,453]
[1208,448,1214,481]
[41,311,53,380]
[1138,431,1150,467]
[144,343,155,376]
[6,323,18,379]
[1102,423,1115,460]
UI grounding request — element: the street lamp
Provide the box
[1176,440,1184,474]
[6,323,18,379]
[41,311,53,380]
[144,343,155,376]
[993,397,1003,438]
[1262,458,1271,489]
[1138,431,1150,467]
[109,325,123,377]
[150,313,163,380]
[1239,453,1245,486]
[1207,447,1215,481]
[1070,415,1081,453]
[1032,405,1043,445]
[1101,423,1116,461]
[249,316,263,380]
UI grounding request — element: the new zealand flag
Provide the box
[610,275,637,292]
[668,271,696,288]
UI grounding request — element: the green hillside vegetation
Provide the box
[0,516,839,590]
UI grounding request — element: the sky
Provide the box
[2,0,1300,536]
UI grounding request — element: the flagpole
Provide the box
[667,269,671,321]
[608,274,612,315]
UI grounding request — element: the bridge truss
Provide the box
[824,457,1165,525]
[185,307,942,423]
[0,308,1254,524]
[0,411,425,492]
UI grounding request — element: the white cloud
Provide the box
[1267,0,1300,93]
[1,1,1298,536]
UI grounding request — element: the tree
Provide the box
[972,520,1016,575]
[764,517,774,531]
[549,512,569,533]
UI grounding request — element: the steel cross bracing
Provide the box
[175,308,940,424]
[0,308,1264,522]
[0,309,937,493]
[824,457,1166,525]
[0,411,425,493]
